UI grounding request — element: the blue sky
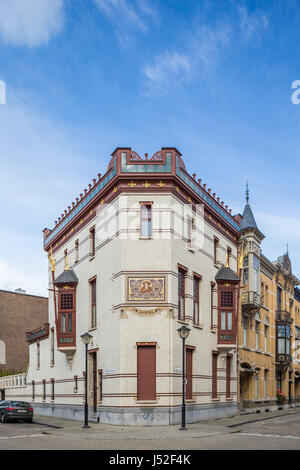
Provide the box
[0,0,300,296]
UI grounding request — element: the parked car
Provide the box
[0,400,33,423]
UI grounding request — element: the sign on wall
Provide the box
[126,276,166,302]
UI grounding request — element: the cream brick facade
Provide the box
[0,148,241,425]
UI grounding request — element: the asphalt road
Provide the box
[0,413,300,450]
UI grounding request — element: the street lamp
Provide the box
[177,325,190,430]
[81,332,93,429]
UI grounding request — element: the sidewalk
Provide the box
[32,407,300,441]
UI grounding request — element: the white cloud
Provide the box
[143,24,231,93]
[94,0,157,43]
[144,52,192,89]
[237,4,268,40]
[0,0,64,47]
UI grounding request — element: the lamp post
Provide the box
[81,332,93,429]
[177,325,190,430]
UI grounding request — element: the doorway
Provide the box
[88,351,98,412]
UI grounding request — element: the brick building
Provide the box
[0,289,48,375]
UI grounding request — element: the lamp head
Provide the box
[177,325,190,340]
[80,332,93,345]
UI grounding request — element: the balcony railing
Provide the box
[0,373,27,390]
[241,291,260,310]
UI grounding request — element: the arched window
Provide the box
[0,340,6,365]
[265,285,269,308]
[264,317,269,352]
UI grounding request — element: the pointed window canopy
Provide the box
[54,268,78,285]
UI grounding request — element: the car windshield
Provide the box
[10,401,30,407]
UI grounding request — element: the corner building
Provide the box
[4,148,242,425]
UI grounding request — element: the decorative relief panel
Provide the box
[126,276,166,302]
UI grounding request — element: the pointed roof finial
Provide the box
[286,242,289,255]
[246,181,249,205]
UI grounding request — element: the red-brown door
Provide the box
[186,349,193,400]
[137,345,156,400]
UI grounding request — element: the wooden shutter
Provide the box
[137,345,156,400]
[186,349,193,400]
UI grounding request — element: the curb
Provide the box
[33,420,63,429]
[226,409,300,428]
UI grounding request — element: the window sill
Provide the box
[193,323,203,329]
[89,256,95,262]
[210,329,217,334]
[211,398,220,402]
[135,400,158,404]
[186,399,196,403]
[177,319,189,326]
[88,327,98,332]
[226,398,234,402]
[139,236,153,240]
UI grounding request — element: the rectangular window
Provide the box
[60,293,73,310]
[243,267,249,284]
[75,239,79,263]
[140,203,152,238]
[98,370,103,401]
[51,379,55,401]
[264,325,268,352]
[214,237,219,264]
[277,287,282,311]
[242,316,247,347]
[43,380,46,401]
[212,352,218,399]
[61,313,66,333]
[178,267,186,320]
[226,355,231,399]
[32,381,35,401]
[67,313,73,333]
[255,322,259,350]
[186,348,193,400]
[74,376,78,392]
[220,311,233,331]
[37,343,40,369]
[137,345,156,400]
[264,370,268,398]
[255,372,259,399]
[90,227,96,257]
[51,328,54,365]
[211,282,215,329]
[227,247,232,267]
[193,276,200,325]
[90,279,97,328]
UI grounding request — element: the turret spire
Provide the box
[246,181,249,205]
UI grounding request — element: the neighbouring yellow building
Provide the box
[238,189,300,413]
